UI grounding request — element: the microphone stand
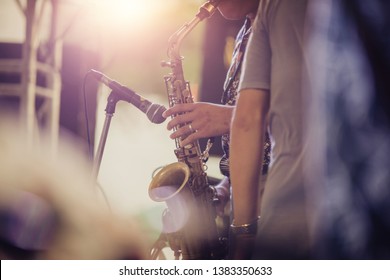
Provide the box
[91,90,121,183]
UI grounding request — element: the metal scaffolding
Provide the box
[0,0,62,153]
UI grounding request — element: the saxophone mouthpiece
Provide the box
[197,0,221,20]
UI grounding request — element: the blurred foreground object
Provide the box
[304,0,390,259]
[0,117,149,259]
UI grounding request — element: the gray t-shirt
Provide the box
[238,0,310,259]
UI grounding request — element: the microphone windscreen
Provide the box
[147,104,167,124]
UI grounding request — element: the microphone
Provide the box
[90,69,166,124]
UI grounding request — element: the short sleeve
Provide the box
[238,6,272,92]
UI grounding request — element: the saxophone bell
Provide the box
[148,162,193,233]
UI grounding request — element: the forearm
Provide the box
[230,89,269,225]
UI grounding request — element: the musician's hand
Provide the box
[162,102,233,147]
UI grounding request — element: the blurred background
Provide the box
[0,0,243,242]
[2,0,390,261]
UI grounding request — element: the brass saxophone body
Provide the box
[149,0,225,260]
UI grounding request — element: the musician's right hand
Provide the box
[162,102,233,147]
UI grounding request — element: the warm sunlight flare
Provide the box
[81,0,167,29]
[92,0,151,26]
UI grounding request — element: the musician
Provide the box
[229,0,310,259]
[162,0,270,221]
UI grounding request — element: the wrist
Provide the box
[230,216,260,236]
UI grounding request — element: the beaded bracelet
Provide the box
[230,216,260,235]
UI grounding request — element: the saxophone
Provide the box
[148,0,225,260]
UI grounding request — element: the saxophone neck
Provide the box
[166,0,221,61]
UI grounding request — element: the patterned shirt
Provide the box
[219,18,271,178]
